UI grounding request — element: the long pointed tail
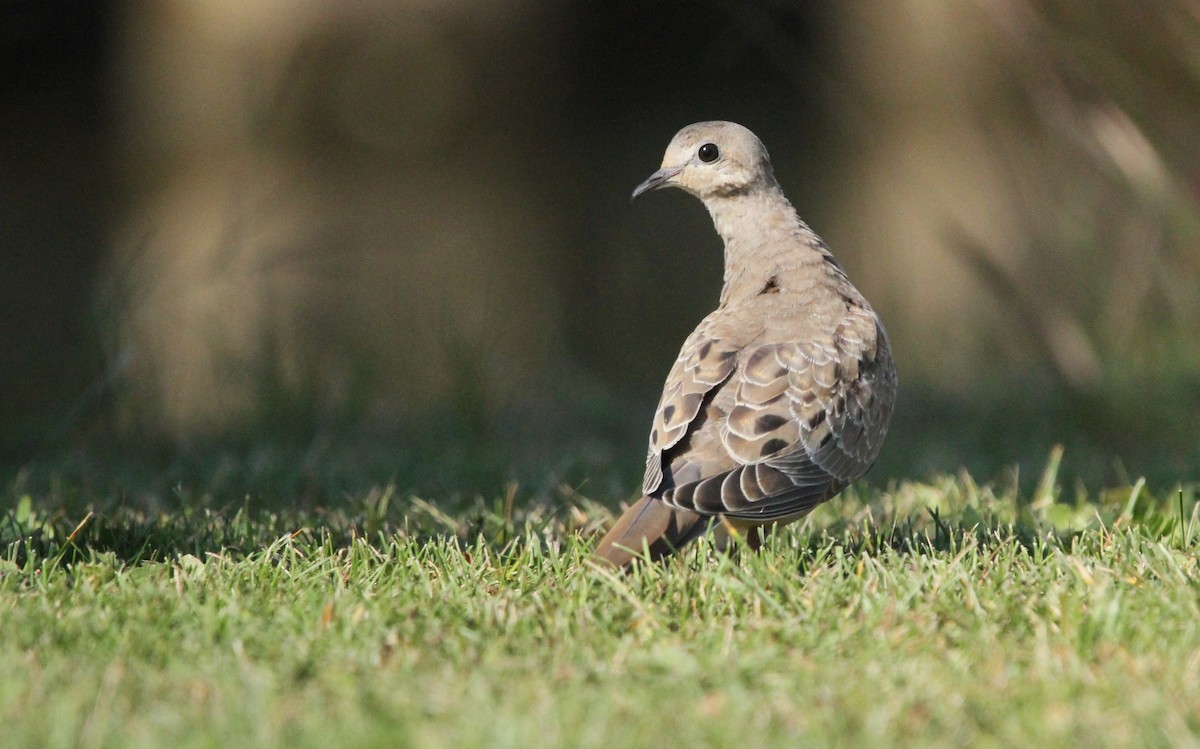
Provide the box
[591,496,708,570]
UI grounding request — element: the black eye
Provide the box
[697,143,719,163]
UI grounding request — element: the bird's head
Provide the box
[632,121,776,202]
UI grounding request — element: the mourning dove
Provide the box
[593,121,897,570]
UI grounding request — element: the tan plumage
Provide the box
[593,121,897,570]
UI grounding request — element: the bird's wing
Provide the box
[660,305,896,522]
[642,322,740,495]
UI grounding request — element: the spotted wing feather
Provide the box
[642,327,739,495]
[661,307,896,522]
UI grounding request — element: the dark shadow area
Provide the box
[0,0,113,453]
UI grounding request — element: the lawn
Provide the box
[3,447,1199,749]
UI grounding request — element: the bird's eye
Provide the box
[697,143,720,163]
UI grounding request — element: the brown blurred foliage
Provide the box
[823,2,1200,394]
[2,1,1198,477]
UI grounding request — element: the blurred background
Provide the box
[2,0,1198,503]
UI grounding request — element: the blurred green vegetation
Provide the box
[0,0,1197,497]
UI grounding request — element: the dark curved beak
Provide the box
[631,165,683,201]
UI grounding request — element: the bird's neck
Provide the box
[704,186,843,306]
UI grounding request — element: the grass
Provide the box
[3,448,1200,749]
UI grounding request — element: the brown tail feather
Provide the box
[591,496,708,570]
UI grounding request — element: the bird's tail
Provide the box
[591,496,709,570]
